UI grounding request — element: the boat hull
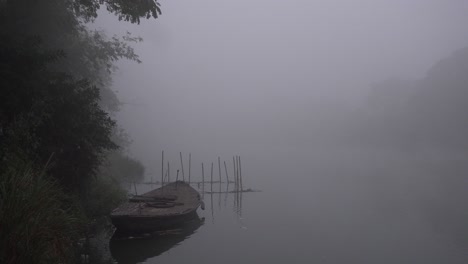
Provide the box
[110,182,201,234]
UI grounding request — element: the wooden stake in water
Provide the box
[180,152,185,182]
[238,156,241,190]
[236,156,240,204]
[218,156,222,185]
[239,155,243,192]
[202,163,205,198]
[233,156,237,191]
[176,170,179,189]
[236,156,240,192]
[189,153,191,184]
[161,150,164,186]
[210,162,214,192]
[224,161,229,184]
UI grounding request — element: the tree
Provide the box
[0,0,163,189]
[73,0,162,24]
[0,0,163,261]
[0,36,117,191]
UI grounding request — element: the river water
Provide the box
[95,148,468,264]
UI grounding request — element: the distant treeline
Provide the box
[347,47,468,152]
[0,0,161,263]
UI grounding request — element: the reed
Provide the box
[0,162,84,263]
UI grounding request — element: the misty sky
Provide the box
[93,0,468,175]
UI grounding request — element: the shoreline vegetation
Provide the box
[0,161,83,263]
[0,0,162,263]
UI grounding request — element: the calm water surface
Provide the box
[104,149,468,264]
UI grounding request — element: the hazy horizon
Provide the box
[90,0,468,178]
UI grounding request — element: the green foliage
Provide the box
[0,36,118,191]
[0,160,85,264]
[0,0,158,261]
[81,173,127,219]
[0,0,156,196]
[73,0,162,24]
[1,0,147,114]
[57,30,143,112]
[101,151,146,184]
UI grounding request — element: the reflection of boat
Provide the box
[110,215,204,264]
[111,181,201,233]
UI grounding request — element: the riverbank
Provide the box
[0,159,128,263]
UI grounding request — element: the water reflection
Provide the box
[201,182,244,223]
[108,154,468,264]
[109,176,248,264]
[110,215,204,264]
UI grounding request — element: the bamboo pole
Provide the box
[188,153,191,184]
[237,156,240,204]
[224,161,229,184]
[161,150,164,186]
[210,162,213,192]
[168,162,170,183]
[202,163,205,198]
[236,156,239,192]
[175,170,179,189]
[180,152,185,182]
[233,156,236,191]
[239,155,243,192]
[218,156,221,185]
[235,156,238,205]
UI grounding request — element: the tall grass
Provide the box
[0,162,84,264]
[82,173,127,220]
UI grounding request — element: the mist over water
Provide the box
[88,1,468,263]
[105,147,468,263]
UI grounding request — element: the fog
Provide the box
[90,1,468,169]
[88,1,468,262]
[5,0,468,262]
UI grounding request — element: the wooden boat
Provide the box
[111,181,202,233]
